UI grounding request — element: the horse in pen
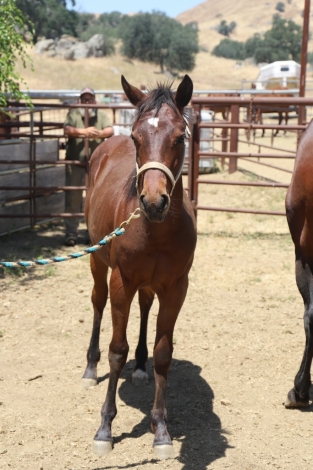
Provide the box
[82,75,197,459]
[246,84,294,138]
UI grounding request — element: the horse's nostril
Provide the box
[160,195,169,210]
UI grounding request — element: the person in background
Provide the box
[63,87,114,246]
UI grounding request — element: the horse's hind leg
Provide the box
[285,256,313,408]
[284,112,289,135]
[274,112,283,137]
[82,254,108,389]
[132,287,155,386]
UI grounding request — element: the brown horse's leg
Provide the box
[284,112,289,135]
[274,112,282,137]
[285,257,313,408]
[151,274,189,460]
[132,287,155,386]
[93,268,133,456]
[82,254,108,388]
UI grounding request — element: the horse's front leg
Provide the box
[285,258,313,408]
[274,112,283,137]
[152,274,189,460]
[132,287,155,386]
[93,268,134,456]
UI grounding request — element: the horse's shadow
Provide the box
[95,357,230,469]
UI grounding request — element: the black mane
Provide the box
[135,82,179,120]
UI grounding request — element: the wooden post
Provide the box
[84,107,90,188]
[189,105,200,218]
[298,0,310,139]
[229,104,239,174]
[221,127,228,168]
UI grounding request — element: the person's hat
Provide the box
[80,87,95,97]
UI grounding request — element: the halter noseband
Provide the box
[135,116,190,197]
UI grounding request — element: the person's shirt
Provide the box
[64,108,112,161]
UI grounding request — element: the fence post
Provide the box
[229,103,239,174]
[221,127,228,168]
[84,107,90,190]
[189,105,200,218]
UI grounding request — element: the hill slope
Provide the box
[16,0,311,92]
[177,0,309,52]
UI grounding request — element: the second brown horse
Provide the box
[82,75,197,459]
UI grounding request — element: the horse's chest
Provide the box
[116,245,186,289]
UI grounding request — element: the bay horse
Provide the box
[247,84,293,138]
[204,93,230,120]
[285,119,313,408]
[82,75,197,459]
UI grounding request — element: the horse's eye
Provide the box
[175,135,185,144]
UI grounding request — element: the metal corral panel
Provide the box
[0,192,65,235]
[0,140,64,234]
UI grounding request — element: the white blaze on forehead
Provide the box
[147,117,159,128]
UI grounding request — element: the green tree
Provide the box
[120,12,199,73]
[254,15,302,63]
[217,20,237,37]
[213,15,302,63]
[76,11,124,43]
[244,33,263,58]
[16,0,78,42]
[212,38,245,60]
[276,2,285,12]
[0,0,33,108]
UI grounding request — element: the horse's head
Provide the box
[122,75,193,223]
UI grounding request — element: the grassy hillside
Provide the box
[16,46,261,91]
[16,0,311,92]
[178,0,310,52]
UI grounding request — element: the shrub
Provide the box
[217,20,237,37]
[212,38,245,60]
[276,2,285,12]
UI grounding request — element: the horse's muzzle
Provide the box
[139,194,169,223]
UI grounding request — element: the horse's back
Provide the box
[286,120,313,258]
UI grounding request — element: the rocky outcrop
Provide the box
[34,34,108,60]
[35,38,55,55]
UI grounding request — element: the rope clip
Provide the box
[119,208,141,231]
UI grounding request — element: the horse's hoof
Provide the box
[132,369,148,386]
[284,388,310,408]
[153,444,174,460]
[81,378,97,389]
[92,439,113,456]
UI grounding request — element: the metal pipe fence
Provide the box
[188,95,311,217]
[0,94,311,236]
[0,102,135,235]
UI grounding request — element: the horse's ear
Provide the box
[175,75,193,112]
[121,75,145,107]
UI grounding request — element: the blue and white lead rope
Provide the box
[0,208,141,269]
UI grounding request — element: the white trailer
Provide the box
[255,60,300,90]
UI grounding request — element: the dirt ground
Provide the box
[1,160,313,470]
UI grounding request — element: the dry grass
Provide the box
[16,0,313,92]
[178,0,310,50]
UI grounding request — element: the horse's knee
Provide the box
[109,342,129,367]
[305,305,313,327]
[153,339,172,376]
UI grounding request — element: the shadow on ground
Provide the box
[94,357,230,470]
[0,221,88,280]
